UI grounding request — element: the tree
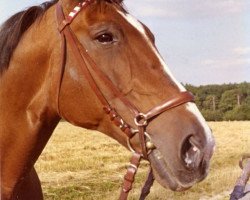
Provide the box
[184,82,250,121]
[218,89,238,112]
[203,95,218,111]
[224,104,250,121]
[201,110,223,121]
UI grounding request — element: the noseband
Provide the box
[55,1,194,199]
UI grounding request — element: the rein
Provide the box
[55,1,194,199]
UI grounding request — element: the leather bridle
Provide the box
[55,1,194,199]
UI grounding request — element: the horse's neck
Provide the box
[0,5,60,135]
[0,6,63,188]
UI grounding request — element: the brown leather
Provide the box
[137,92,194,159]
[55,2,195,200]
[119,153,141,200]
[144,91,194,120]
[139,168,155,200]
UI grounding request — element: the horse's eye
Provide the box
[95,33,114,44]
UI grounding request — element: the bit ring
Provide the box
[134,113,147,126]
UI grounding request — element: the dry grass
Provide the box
[35,122,250,200]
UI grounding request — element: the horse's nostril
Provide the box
[181,136,202,170]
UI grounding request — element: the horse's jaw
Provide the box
[148,149,210,191]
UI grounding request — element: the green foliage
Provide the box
[185,82,250,121]
[218,89,238,112]
[223,105,250,121]
[203,95,217,110]
[201,110,223,121]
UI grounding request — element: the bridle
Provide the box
[55,1,195,199]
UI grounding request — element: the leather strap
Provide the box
[139,168,155,200]
[119,153,141,200]
[144,91,194,120]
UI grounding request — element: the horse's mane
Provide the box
[0,0,124,75]
[0,0,58,74]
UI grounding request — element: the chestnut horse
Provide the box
[0,0,215,199]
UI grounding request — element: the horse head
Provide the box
[55,0,215,191]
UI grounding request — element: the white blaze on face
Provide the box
[185,103,215,145]
[117,11,214,141]
[117,11,186,92]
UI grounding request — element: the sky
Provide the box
[0,0,249,86]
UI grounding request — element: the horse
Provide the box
[0,0,215,199]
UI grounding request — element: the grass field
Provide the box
[35,122,250,200]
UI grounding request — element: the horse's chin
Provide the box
[148,149,197,191]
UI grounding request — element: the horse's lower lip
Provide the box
[148,149,194,191]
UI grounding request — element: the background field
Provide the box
[35,122,250,200]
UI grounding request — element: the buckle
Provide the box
[134,113,147,126]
